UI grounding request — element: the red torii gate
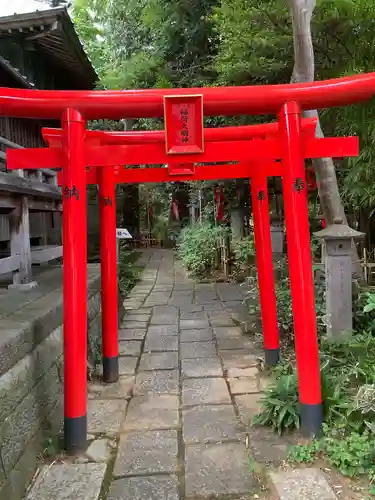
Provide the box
[2,73,374,454]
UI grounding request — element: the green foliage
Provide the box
[177,223,229,279]
[232,235,256,269]
[213,0,291,85]
[323,427,375,478]
[38,433,64,461]
[256,333,375,431]
[118,247,141,296]
[289,438,321,463]
[353,291,375,333]
[248,259,327,335]
[256,331,375,489]
[364,293,375,314]
[290,425,375,488]
[212,0,375,212]
[252,374,300,435]
[73,0,219,89]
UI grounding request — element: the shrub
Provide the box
[354,292,375,333]
[177,223,229,279]
[118,247,141,295]
[252,373,300,434]
[232,234,256,269]
[247,258,326,336]
[289,425,375,488]
[255,332,375,491]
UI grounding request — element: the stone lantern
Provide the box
[314,217,365,339]
[270,216,284,254]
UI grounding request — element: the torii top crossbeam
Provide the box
[0,73,375,120]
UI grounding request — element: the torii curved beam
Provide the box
[0,73,374,120]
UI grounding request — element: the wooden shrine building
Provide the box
[0,6,97,287]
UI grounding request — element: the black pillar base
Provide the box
[264,348,280,367]
[103,356,119,383]
[300,403,323,438]
[64,415,87,454]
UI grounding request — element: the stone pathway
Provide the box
[26,250,340,500]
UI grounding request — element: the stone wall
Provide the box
[0,265,124,500]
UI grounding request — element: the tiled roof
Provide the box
[0,6,98,89]
[1,0,52,17]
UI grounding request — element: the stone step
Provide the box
[270,468,337,500]
[25,463,106,500]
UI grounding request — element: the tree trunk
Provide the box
[288,0,362,277]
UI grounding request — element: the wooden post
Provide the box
[9,196,36,288]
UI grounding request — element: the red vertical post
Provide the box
[279,101,322,436]
[62,108,87,452]
[99,166,119,383]
[251,170,279,366]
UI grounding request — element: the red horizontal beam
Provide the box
[1,73,375,120]
[57,163,283,186]
[42,117,317,147]
[6,136,359,171]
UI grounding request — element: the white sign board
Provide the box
[116,228,133,239]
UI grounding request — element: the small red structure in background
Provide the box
[3,71,372,452]
[214,185,225,221]
[306,166,317,192]
[171,199,180,220]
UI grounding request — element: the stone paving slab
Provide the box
[88,376,134,400]
[270,468,337,499]
[119,356,138,375]
[147,324,179,336]
[182,377,231,406]
[122,314,150,322]
[203,303,224,311]
[180,311,208,320]
[249,426,291,464]
[217,336,256,351]
[179,305,204,313]
[235,394,263,425]
[181,357,223,378]
[85,438,113,462]
[114,430,178,476]
[183,404,240,444]
[135,370,179,395]
[180,341,217,359]
[180,319,209,330]
[220,351,259,377]
[210,316,235,327]
[119,340,143,356]
[139,352,179,371]
[144,334,178,352]
[150,315,179,325]
[123,394,179,431]
[214,326,244,338]
[25,464,106,500]
[118,328,147,341]
[185,442,259,498]
[108,475,179,500]
[152,305,178,314]
[180,328,213,342]
[120,321,148,329]
[228,376,260,395]
[87,399,128,433]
